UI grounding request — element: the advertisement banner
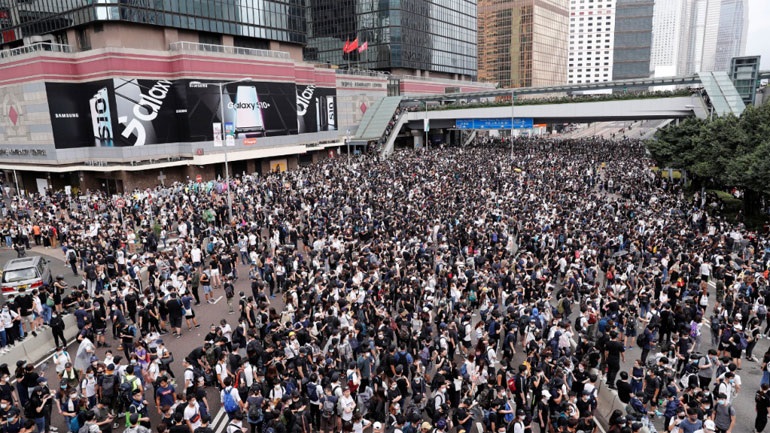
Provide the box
[46,79,338,149]
[182,79,298,141]
[296,84,337,133]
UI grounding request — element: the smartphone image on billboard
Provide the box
[325,96,336,131]
[234,86,265,134]
[89,87,114,147]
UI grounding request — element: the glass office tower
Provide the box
[305,0,478,79]
[511,0,569,88]
[0,0,306,46]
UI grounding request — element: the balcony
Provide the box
[0,42,72,61]
[168,41,290,60]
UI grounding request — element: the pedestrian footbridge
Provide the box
[354,71,749,156]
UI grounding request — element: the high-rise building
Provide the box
[568,0,616,85]
[478,0,514,87]
[674,0,748,75]
[612,0,653,80]
[0,0,307,51]
[650,0,685,77]
[510,0,570,88]
[305,0,478,79]
[714,0,748,72]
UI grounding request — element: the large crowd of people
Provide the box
[0,137,768,433]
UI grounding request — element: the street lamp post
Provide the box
[424,100,429,151]
[510,89,515,160]
[217,77,252,225]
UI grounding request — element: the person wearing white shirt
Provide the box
[339,387,356,424]
[183,395,202,431]
[191,246,202,267]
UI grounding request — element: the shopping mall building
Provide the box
[0,1,490,195]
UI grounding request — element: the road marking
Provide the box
[212,407,228,433]
[211,296,223,305]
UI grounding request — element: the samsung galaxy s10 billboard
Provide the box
[46,79,337,149]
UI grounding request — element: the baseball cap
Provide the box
[421,422,432,430]
[373,422,382,430]
[703,419,716,431]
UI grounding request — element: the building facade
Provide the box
[676,0,748,75]
[568,0,617,85]
[612,0,653,80]
[478,0,514,87]
[650,0,684,77]
[0,0,491,194]
[0,0,306,50]
[304,0,478,80]
[511,0,570,88]
[713,0,748,72]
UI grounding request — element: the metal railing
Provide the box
[390,73,482,85]
[336,68,390,78]
[168,41,290,60]
[0,42,72,60]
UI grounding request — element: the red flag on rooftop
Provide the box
[358,41,368,53]
[342,39,351,53]
[344,37,359,54]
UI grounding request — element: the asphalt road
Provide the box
[0,245,256,433]
[1,245,765,433]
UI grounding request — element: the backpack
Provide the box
[69,414,81,432]
[503,402,514,423]
[223,387,239,413]
[426,393,444,420]
[507,377,517,393]
[574,315,583,333]
[468,289,477,303]
[207,242,215,254]
[100,373,117,397]
[322,397,336,418]
[225,283,235,299]
[738,333,748,350]
[690,322,699,338]
[206,346,218,367]
[247,400,263,424]
[306,382,320,403]
[636,332,649,348]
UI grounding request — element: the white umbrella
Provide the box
[74,338,95,372]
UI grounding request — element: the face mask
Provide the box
[0,403,7,409]
[87,374,94,379]
[718,400,725,405]
[8,417,15,423]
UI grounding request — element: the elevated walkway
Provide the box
[351,96,403,144]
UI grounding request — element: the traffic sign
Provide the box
[196,174,203,183]
[115,198,126,209]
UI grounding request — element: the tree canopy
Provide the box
[648,103,770,198]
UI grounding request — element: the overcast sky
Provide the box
[746,0,770,68]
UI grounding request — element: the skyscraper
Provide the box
[714,0,748,71]
[666,0,748,76]
[511,0,570,87]
[650,0,685,77]
[567,0,616,85]
[478,0,514,87]
[305,0,478,79]
[612,0,654,80]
